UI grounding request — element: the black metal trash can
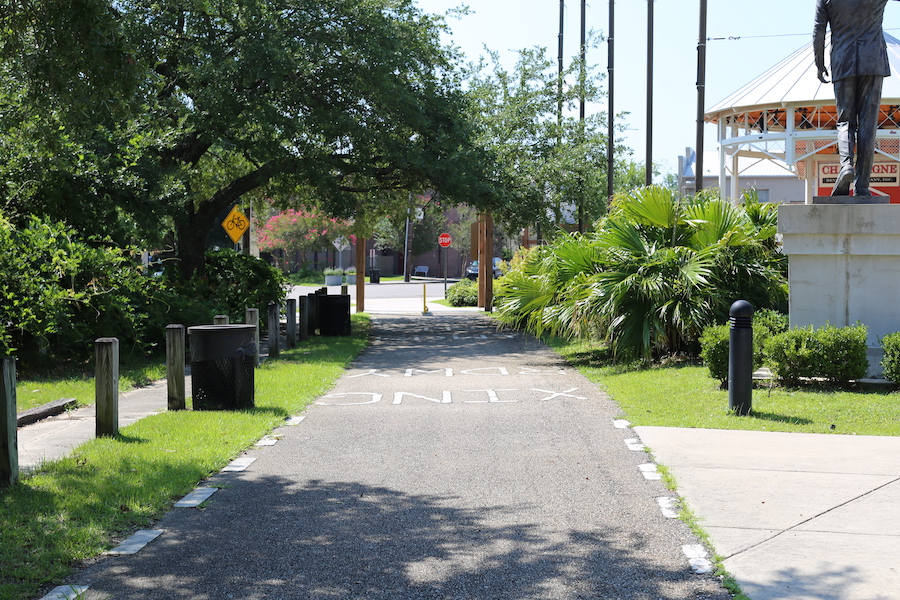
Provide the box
[369,268,380,284]
[319,294,351,336]
[188,324,256,410]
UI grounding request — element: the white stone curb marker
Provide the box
[285,416,305,426]
[222,457,256,472]
[175,487,218,507]
[638,463,661,480]
[107,530,163,555]
[40,586,90,600]
[255,436,279,446]
[624,438,645,452]
[613,419,631,429]
[656,497,679,518]
[682,544,714,574]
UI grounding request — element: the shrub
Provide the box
[445,279,478,307]
[201,249,287,328]
[881,332,900,383]
[344,267,356,274]
[324,268,343,276]
[766,324,868,385]
[699,316,779,387]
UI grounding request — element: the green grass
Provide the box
[15,358,169,413]
[551,338,900,436]
[0,314,370,600]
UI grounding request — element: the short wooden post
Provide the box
[213,315,229,325]
[341,284,348,296]
[286,298,297,349]
[267,302,280,358]
[166,325,186,411]
[1,358,18,487]
[95,338,119,438]
[299,296,310,341]
[245,308,260,366]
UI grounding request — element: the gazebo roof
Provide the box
[706,32,900,125]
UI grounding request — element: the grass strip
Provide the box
[16,359,169,413]
[550,338,900,436]
[0,314,370,600]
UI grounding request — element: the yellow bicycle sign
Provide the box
[222,205,249,244]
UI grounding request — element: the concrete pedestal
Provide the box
[778,203,900,377]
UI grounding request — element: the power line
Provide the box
[708,27,900,42]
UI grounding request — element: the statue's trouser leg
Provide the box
[853,75,883,195]
[833,77,858,195]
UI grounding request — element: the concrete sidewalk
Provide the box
[635,427,900,600]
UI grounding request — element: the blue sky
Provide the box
[413,1,900,177]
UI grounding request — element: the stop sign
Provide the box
[438,233,452,248]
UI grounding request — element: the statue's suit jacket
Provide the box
[814,0,895,80]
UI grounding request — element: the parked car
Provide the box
[465,258,502,280]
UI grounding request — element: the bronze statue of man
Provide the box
[814,0,897,196]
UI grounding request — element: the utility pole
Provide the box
[578,0,587,233]
[696,0,708,193]
[645,0,654,187]
[607,0,615,201]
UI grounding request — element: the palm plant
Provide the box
[495,186,787,363]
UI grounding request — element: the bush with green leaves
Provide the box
[765,324,868,385]
[445,279,479,307]
[880,332,900,383]
[196,249,287,329]
[699,308,789,385]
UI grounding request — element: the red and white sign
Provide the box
[818,162,900,201]
[438,233,452,248]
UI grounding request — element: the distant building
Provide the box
[678,149,805,203]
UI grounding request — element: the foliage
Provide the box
[880,332,900,383]
[0,212,182,369]
[765,324,869,385]
[445,279,479,307]
[324,268,344,276]
[494,187,788,363]
[257,209,355,270]
[195,249,287,328]
[466,43,617,233]
[699,309,789,385]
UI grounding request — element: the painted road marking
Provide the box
[316,389,584,406]
[392,391,453,405]
[346,370,389,378]
[317,393,383,406]
[461,389,519,403]
[460,367,510,376]
[107,530,163,555]
[222,457,256,472]
[175,487,218,508]
[40,586,90,600]
[533,388,587,402]
[405,368,453,377]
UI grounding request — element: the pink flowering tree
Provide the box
[258,209,355,270]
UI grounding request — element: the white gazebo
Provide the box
[706,32,900,203]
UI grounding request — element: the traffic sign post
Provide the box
[438,233,452,292]
[333,235,350,271]
[222,206,250,245]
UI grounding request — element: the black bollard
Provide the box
[728,300,754,416]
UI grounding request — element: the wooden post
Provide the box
[95,338,119,438]
[213,315,229,325]
[477,213,495,310]
[267,302,280,358]
[286,298,297,349]
[245,308,260,366]
[166,325,186,411]
[299,296,310,341]
[340,284,348,296]
[1,358,18,487]
[356,237,365,313]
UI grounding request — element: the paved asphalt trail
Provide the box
[71,313,730,599]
